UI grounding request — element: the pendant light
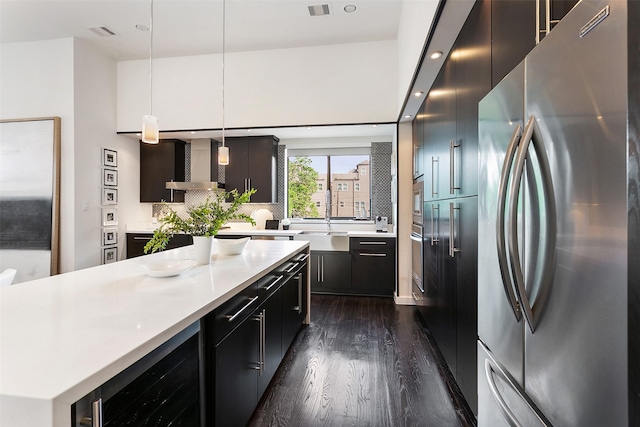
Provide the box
[218,0,230,165]
[142,0,159,144]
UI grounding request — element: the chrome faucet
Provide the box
[325,189,331,230]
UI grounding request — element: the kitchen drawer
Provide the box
[349,237,396,251]
[126,233,192,259]
[210,283,258,345]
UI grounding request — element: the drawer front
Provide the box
[350,237,396,251]
[212,283,258,345]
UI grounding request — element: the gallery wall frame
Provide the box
[102,208,118,226]
[102,246,117,264]
[102,228,118,246]
[102,168,118,187]
[102,188,118,205]
[102,148,117,167]
[0,117,61,283]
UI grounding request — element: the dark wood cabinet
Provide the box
[126,233,192,259]
[256,290,282,399]
[224,136,278,203]
[310,251,351,294]
[281,264,307,353]
[412,101,425,179]
[350,237,396,296]
[139,139,186,203]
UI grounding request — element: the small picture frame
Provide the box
[102,208,118,226]
[102,188,118,205]
[102,246,117,264]
[102,168,118,186]
[102,148,117,167]
[102,228,118,246]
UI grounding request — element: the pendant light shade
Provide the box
[142,115,159,144]
[142,0,159,144]
[218,145,229,165]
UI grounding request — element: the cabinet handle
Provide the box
[431,156,438,197]
[359,253,387,257]
[359,241,387,245]
[321,256,324,282]
[226,296,259,323]
[133,237,152,241]
[431,204,439,246]
[253,311,265,374]
[449,139,461,194]
[294,274,303,314]
[285,262,300,273]
[295,253,310,262]
[264,275,285,291]
[317,256,321,282]
[414,145,418,176]
[79,398,102,427]
[449,203,460,258]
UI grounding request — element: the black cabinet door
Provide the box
[453,196,478,413]
[126,233,193,259]
[281,272,305,354]
[310,251,351,294]
[491,0,536,88]
[453,0,490,198]
[140,139,186,203]
[224,136,278,203]
[257,291,282,399]
[214,315,259,427]
[350,238,396,296]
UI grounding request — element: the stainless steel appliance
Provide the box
[411,179,425,304]
[375,215,388,232]
[478,1,638,425]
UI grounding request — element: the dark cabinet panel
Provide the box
[453,196,478,413]
[126,233,193,259]
[140,139,186,203]
[224,136,278,203]
[350,237,396,296]
[310,251,351,294]
[214,314,260,427]
[281,268,307,354]
[413,101,425,179]
[257,291,282,398]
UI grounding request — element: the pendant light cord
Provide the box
[149,0,154,116]
[221,0,226,148]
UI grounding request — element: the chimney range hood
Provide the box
[165,138,224,191]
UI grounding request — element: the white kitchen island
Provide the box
[0,239,309,427]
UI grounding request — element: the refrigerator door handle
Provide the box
[484,359,522,427]
[496,124,522,320]
[508,116,557,333]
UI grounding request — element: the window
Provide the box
[360,167,367,175]
[287,153,371,219]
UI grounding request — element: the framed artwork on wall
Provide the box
[102,188,118,205]
[102,228,118,246]
[102,148,117,167]
[102,246,117,264]
[102,208,118,226]
[102,168,118,186]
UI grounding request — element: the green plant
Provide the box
[144,188,256,254]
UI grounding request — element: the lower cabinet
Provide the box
[281,262,308,353]
[350,237,396,296]
[310,251,351,293]
[126,233,193,259]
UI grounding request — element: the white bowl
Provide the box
[216,236,250,255]
[137,259,197,277]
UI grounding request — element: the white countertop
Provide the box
[0,239,308,427]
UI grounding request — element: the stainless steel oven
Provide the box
[412,180,423,226]
[411,223,424,295]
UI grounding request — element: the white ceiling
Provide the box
[0,0,404,61]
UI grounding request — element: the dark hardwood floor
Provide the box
[248,295,476,427]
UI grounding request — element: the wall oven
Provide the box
[411,180,424,305]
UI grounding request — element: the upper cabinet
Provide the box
[412,101,425,180]
[140,139,186,203]
[223,136,279,203]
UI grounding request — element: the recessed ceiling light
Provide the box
[404,115,412,119]
[372,124,377,127]
[414,91,424,97]
[190,131,196,134]
[429,51,443,59]
[247,129,252,132]
[344,4,357,13]
[88,26,117,37]
[136,133,142,136]
[307,127,313,129]
[135,24,149,32]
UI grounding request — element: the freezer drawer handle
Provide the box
[485,359,524,427]
[507,115,557,333]
[496,124,522,321]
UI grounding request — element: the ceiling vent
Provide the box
[88,26,117,37]
[308,4,330,16]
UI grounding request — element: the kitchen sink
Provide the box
[294,231,349,251]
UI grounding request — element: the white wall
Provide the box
[396,0,440,113]
[73,39,149,270]
[395,121,414,304]
[1,38,76,273]
[118,41,398,132]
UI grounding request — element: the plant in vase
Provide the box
[144,188,256,263]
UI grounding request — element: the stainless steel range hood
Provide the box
[165,138,224,191]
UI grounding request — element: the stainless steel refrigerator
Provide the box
[478,0,639,425]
